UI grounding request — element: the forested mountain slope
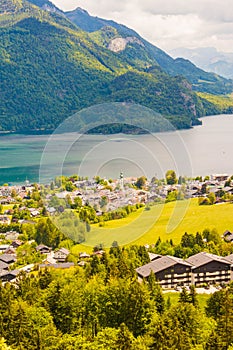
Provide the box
[0,0,232,132]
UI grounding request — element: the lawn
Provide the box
[76,199,233,249]
[163,292,210,312]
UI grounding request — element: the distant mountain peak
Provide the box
[73,7,89,15]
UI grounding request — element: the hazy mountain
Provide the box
[0,0,232,132]
[170,47,233,80]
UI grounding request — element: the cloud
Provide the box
[53,0,233,52]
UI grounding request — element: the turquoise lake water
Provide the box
[0,114,233,184]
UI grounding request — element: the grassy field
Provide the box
[163,292,210,312]
[72,199,233,251]
[197,92,233,109]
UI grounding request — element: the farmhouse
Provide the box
[136,255,193,288]
[0,269,20,282]
[0,260,9,270]
[36,244,52,254]
[0,245,11,253]
[0,254,16,264]
[54,248,70,262]
[186,252,232,286]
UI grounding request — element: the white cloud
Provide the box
[52,0,233,53]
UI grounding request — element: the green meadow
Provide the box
[163,292,210,311]
[71,198,233,252]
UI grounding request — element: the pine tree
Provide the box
[189,285,199,308]
[116,323,134,350]
[148,272,165,314]
[179,287,190,303]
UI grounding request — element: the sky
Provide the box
[52,0,233,54]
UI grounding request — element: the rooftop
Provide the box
[186,252,231,268]
[136,255,192,278]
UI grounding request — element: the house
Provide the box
[0,254,17,264]
[30,209,40,217]
[0,269,20,282]
[11,240,23,249]
[0,260,9,270]
[0,245,10,253]
[36,244,52,254]
[224,230,231,236]
[211,174,229,182]
[46,207,56,215]
[54,248,70,262]
[224,234,233,242]
[79,252,90,259]
[0,216,11,225]
[222,230,233,242]
[186,252,232,286]
[4,231,20,241]
[92,250,105,257]
[223,254,233,280]
[4,247,16,255]
[136,256,193,288]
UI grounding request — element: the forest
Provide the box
[0,244,233,349]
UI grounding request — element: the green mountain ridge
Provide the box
[66,7,233,95]
[0,0,232,132]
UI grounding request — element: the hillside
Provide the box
[66,7,233,95]
[0,0,232,132]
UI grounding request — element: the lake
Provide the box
[0,114,233,184]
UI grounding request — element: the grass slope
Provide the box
[197,92,233,111]
[77,199,233,249]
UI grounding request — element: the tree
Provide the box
[0,338,13,350]
[165,170,177,185]
[147,272,165,314]
[189,285,199,308]
[181,232,195,248]
[115,324,134,350]
[135,176,147,189]
[179,287,190,304]
[208,192,216,205]
[201,183,207,194]
[100,196,108,208]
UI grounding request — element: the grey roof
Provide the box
[148,253,162,261]
[136,255,192,278]
[0,260,9,270]
[224,234,233,242]
[0,269,20,278]
[223,230,232,236]
[56,248,70,255]
[0,254,16,263]
[224,254,233,264]
[79,252,90,258]
[186,252,231,268]
[224,187,233,192]
[36,244,51,251]
[39,262,74,269]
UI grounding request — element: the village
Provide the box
[0,172,233,287]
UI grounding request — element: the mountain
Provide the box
[0,1,232,133]
[170,47,233,80]
[66,8,233,95]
